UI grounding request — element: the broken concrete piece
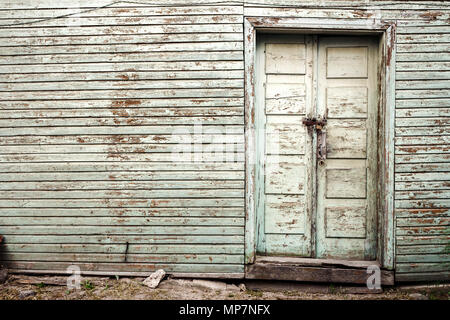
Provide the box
[239,283,246,292]
[143,269,166,289]
[19,290,36,299]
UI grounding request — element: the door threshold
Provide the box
[245,256,394,285]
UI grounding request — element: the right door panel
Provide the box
[315,36,379,260]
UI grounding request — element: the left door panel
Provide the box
[255,34,314,256]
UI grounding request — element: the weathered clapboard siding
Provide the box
[244,0,449,282]
[0,2,245,276]
[0,0,449,281]
[394,7,450,280]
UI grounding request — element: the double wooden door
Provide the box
[255,34,379,260]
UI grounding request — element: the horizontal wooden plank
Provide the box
[0,89,244,101]
[395,154,450,164]
[396,163,450,173]
[396,71,450,81]
[0,180,244,190]
[396,145,449,155]
[19,0,442,9]
[396,234,450,246]
[0,217,245,226]
[396,254,450,264]
[397,25,450,34]
[396,225,450,235]
[0,70,244,83]
[0,108,245,119]
[0,116,244,127]
[397,43,450,53]
[0,125,244,136]
[396,199,450,209]
[0,207,244,217]
[0,15,243,27]
[0,98,244,110]
[397,33,450,43]
[1,251,242,266]
[0,198,245,208]
[2,243,244,254]
[0,5,243,19]
[396,262,450,273]
[0,42,244,55]
[0,225,244,235]
[0,33,243,46]
[1,234,244,244]
[1,79,244,94]
[396,89,450,99]
[396,108,450,118]
[395,136,450,145]
[0,171,244,181]
[0,134,245,145]
[397,216,450,227]
[2,261,245,274]
[0,144,245,154]
[396,181,450,191]
[397,62,450,72]
[244,7,450,20]
[396,80,450,90]
[395,208,450,219]
[0,51,244,65]
[395,190,450,200]
[396,127,450,136]
[0,153,245,163]
[0,117,245,128]
[397,244,449,255]
[245,263,394,285]
[395,172,450,182]
[0,24,243,37]
[396,118,450,127]
[0,189,245,199]
[396,98,449,109]
[0,61,244,74]
[0,162,244,172]
[397,53,450,63]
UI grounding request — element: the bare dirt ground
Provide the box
[0,273,448,300]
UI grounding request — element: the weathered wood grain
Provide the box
[0,52,243,66]
[0,198,245,208]
[2,243,244,254]
[2,234,244,244]
[3,262,245,274]
[0,15,244,28]
[0,0,449,282]
[0,98,245,110]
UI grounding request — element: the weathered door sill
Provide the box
[245,256,394,285]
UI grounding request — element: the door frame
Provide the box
[244,17,396,270]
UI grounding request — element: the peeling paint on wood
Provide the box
[0,0,448,283]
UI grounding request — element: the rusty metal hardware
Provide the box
[302,117,327,131]
[317,130,327,165]
[303,117,327,164]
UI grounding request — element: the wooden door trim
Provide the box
[244,17,396,270]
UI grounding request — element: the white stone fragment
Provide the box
[143,269,166,289]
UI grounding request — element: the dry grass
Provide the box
[0,274,447,300]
